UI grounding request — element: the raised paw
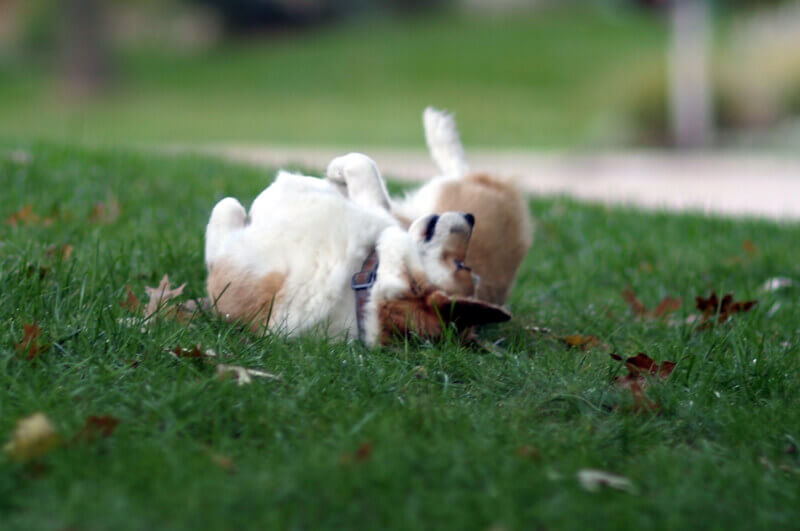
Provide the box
[325,153,391,212]
[205,197,246,268]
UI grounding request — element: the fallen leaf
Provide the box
[695,292,757,325]
[619,352,676,379]
[173,299,204,323]
[144,275,186,318]
[3,412,61,462]
[88,194,121,225]
[216,364,281,386]
[5,205,39,226]
[171,345,204,358]
[622,287,681,320]
[202,447,235,473]
[120,285,140,312]
[45,244,73,261]
[577,469,637,494]
[621,287,647,317]
[651,297,682,319]
[340,442,372,464]
[75,415,119,442]
[561,334,602,351]
[742,239,758,256]
[610,353,674,412]
[25,265,50,280]
[355,441,372,462]
[15,322,48,360]
[515,445,541,460]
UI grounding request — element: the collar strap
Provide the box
[352,249,379,343]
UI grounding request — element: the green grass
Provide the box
[0,7,666,148]
[2,143,800,530]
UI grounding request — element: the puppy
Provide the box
[391,108,532,305]
[204,153,510,346]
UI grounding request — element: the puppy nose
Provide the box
[463,213,475,228]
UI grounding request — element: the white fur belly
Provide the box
[214,172,394,338]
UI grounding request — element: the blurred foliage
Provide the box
[190,0,449,32]
[625,2,800,144]
[14,0,59,58]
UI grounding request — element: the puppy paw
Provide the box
[205,197,246,267]
[325,153,390,211]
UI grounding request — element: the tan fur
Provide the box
[376,287,510,344]
[207,261,286,332]
[442,254,477,297]
[378,294,444,344]
[432,173,531,304]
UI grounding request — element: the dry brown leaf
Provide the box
[622,287,681,320]
[3,412,61,462]
[45,244,73,261]
[172,345,204,359]
[610,353,675,412]
[88,195,121,225]
[354,441,372,462]
[695,292,757,325]
[340,442,372,464]
[202,447,235,473]
[25,265,50,280]
[742,239,758,257]
[173,299,204,323]
[216,364,281,386]
[5,205,39,227]
[120,285,140,312]
[616,352,676,379]
[651,297,682,319]
[15,322,48,360]
[560,334,602,351]
[621,287,648,317]
[144,275,186,318]
[515,445,541,460]
[577,469,637,494]
[75,415,119,442]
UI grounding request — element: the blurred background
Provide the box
[1,0,799,151]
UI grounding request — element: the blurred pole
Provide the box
[61,0,110,96]
[669,0,713,148]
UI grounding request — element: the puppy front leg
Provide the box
[326,153,391,212]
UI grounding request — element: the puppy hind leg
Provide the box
[326,153,391,211]
[205,197,246,268]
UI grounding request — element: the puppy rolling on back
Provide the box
[392,107,533,305]
[204,154,510,345]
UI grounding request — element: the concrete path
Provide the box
[193,145,800,221]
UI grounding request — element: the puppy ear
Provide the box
[426,291,511,328]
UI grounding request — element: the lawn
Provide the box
[1,144,799,529]
[0,7,666,148]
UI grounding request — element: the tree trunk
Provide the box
[669,0,713,148]
[61,0,110,96]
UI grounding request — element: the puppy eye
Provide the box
[454,260,471,272]
[424,215,439,242]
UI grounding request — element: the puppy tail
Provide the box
[423,106,469,179]
[205,197,246,269]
